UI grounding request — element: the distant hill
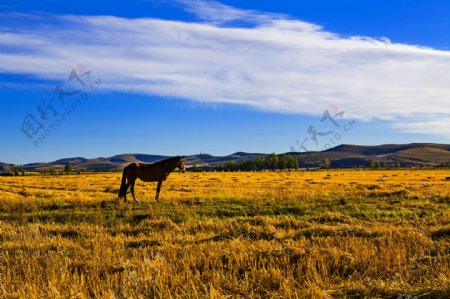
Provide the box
[1,143,449,172]
[297,143,450,168]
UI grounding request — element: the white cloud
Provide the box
[392,117,450,139]
[0,1,449,139]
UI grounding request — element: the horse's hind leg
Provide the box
[130,180,139,202]
[124,181,131,202]
[155,180,163,201]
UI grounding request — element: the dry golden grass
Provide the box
[1,169,449,298]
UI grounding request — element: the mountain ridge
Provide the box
[1,143,449,172]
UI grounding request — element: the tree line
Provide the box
[191,154,300,172]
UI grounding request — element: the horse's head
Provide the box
[178,156,186,173]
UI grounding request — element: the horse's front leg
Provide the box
[155,180,163,201]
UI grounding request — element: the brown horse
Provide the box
[118,156,186,202]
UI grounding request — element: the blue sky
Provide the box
[1,0,449,164]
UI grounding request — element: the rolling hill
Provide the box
[1,143,449,172]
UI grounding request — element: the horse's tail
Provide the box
[118,168,127,198]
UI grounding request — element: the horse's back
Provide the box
[134,162,168,182]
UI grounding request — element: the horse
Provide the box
[118,156,186,202]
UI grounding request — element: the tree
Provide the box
[266,153,279,170]
[323,159,331,169]
[283,155,298,170]
[278,155,289,170]
[394,162,401,169]
[64,164,72,173]
[290,155,299,170]
[224,160,237,172]
[191,164,201,172]
[255,156,265,171]
[215,164,225,172]
[240,160,255,171]
[368,159,375,169]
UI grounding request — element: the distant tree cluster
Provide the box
[64,164,72,173]
[323,159,331,169]
[368,159,396,169]
[0,169,25,176]
[210,154,299,172]
[0,171,16,176]
[438,162,450,168]
[365,160,434,169]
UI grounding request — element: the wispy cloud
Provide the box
[0,1,449,138]
[176,0,287,25]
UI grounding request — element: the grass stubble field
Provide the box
[0,169,449,298]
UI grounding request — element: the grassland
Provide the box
[0,169,449,298]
